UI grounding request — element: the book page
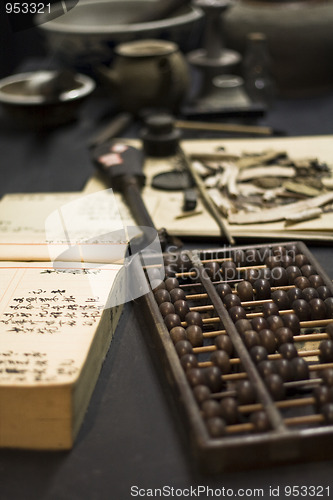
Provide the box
[0,190,135,262]
[0,261,123,386]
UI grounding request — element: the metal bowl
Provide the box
[37,0,203,66]
[0,71,95,128]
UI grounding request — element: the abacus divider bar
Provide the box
[189,250,287,433]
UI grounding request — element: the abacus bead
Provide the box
[175,252,192,271]
[250,410,271,432]
[235,319,253,337]
[201,399,221,419]
[221,261,237,280]
[186,367,206,387]
[258,246,272,262]
[266,315,284,332]
[260,267,272,282]
[229,305,247,322]
[215,335,234,356]
[292,299,311,321]
[259,329,277,354]
[204,261,221,280]
[291,357,309,381]
[280,254,293,268]
[193,384,211,404]
[262,302,279,318]
[324,297,333,318]
[319,339,333,363]
[164,313,181,331]
[150,279,165,291]
[159,301,175,317]
[275,358,294,382]
[236,380,256,405]
[205,366,224,392]
[313,385,333,410]
[251,316,268,332]
[309,298,327,320]
[154,288,171,305]
[257,359,277,378]
[321,367,333,387]
[180,353,198,370]
[287,287,303,304]
[216,283,232,299]
[164,277,179,291]
[308,274,325,288]
[272,245,287,257]
[164,265,176,277]
[210,350,231,374]
[250,345,268,364]
[322,403,333,424]
[236,280,254,301]
[173,299,190,320]
[206,417,226,437]
[223,293,241,309]
[328,323,333,340]
[170,326,186,344]
[163,254,175,267]
[265,255,281,269]
[232,249,246,266]
[294,253,309,268]
[169,288,186,303]
[285,243,298,255]
[265,373,285,400]
[279,342,298,360]
[301,264,317,278]
[175,340,193,357]
[242,330,260,350]
[282,313,301,335]
[186,325,203,347]
[271,290,290,310]
[286,266,302,285]
[271,267,288,287]
[245,268,261,284]
[253,279,271,300]
[185,311,203,328]
[245,248,262,265]
[148,267,163,280]
[294,276,311,290]
[275,327,294,346]
[317,286,332,301]
[220,397,239,424]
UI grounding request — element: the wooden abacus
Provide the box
[137,242,333,472]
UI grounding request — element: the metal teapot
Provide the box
[99,39,190,114]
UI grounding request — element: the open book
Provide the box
[0,190,159,449]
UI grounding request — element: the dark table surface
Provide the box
[0,85,333,500]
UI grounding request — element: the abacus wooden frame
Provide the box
[136,241,333,472]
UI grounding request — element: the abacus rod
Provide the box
[225,414,325,435]
[202,328,329,342]
[237,397,316,414]
[210,361,333,381]
[195,348,323,365]
[185,285,296,300]
[181,316,333,328]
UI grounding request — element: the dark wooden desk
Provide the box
[0,91,333,500]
